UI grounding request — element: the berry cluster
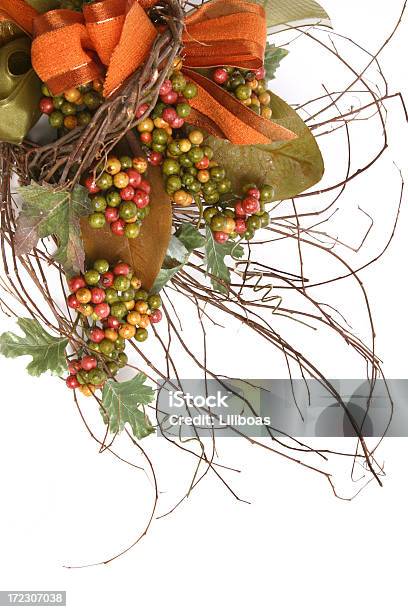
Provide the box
[66,260,162,396]
[136,60,198,160]
[204,184,274,243]
[212,66,273,119]
[39,81,104,132]
[85,156,150,238]
[160,128,232,207]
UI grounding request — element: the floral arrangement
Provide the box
[0,0,405,563]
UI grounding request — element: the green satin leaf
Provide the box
[0,38,41,144]
[205,91,324,202]
[251,0,331,29]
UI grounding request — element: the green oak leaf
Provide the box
[15,182,91,275]
[264,43,289,81]
[205,90,324,201]
[152,223,205,293]
[0,318,68,377]
[101,373,155,440]
[205,227,244,295]
[252,0,331,29]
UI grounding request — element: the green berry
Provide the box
[188,147,204,163]
[134,289,149,301]
[176,103,191,118]
[110,302,128,320]
[49,111,64,128]
[96,172,113,190]
[171,73,187,92]
[89,368,106,385]
[260,184,274,202]
[135,328,148,342]
[106,190,121,207]
[162,159,180,176]
[119,201,137,221]
[119,156,133,169]
[77,111,92,126]
[125,223,140,239]
[107,361,119,376]
[92,195,107,212]
[182,82,198,99]
[148,294,161,309]
[83,91,103,110]
[93,259,110,274]
[105,288,119,304]
[99,339,115,356]
[114,337,126,351]
[166,175,182,193]
[117,352,128,367]
[88,212,105,229]
[61,101,76,116]
[84,269,100,285]
[152,128,168,145]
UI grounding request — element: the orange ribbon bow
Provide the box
[1,0,297,145]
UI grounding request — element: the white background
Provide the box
[1,1,407,610]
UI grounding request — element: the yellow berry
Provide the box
[127,311,142,326]
[132,157,148,173]
[179,138,192,153]
[64,87,81,103]
[113,172,129,189]
[119,324,136,339]
[261,106,272,120]
[106,157,122,175]
[79,384,95,397]
[137,118,154,133]
[197,170,210,183]
[104,329,118,341]
[135,300,149,314]
[124,299,135,311]
[189,130,204,145]
[78,304,93,317]
[130,275,142,289]
[76,288,92,304]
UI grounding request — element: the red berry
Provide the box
[120,185,135,201]
[85,176,100,194]
[107,316,120,329]
[81,355,97,371]
[136,103,149,118]
[126,169,142,188]
[140,132,152,144]
[213,68,229,85]
[162,107,177,123]
[105,207,119,223]
[66,375,80,389]
[113,262,131,276]
[235,201,246,218]
[195,156,209,170]
[150,309,162,324]
[247,188,260,200]
[94,302,110,319]
[40,97,54,114]
[242,196,260,214]
[91,287,106,304]
[255,66,266,80]
[90,328,105,343]
[139,179,151,194]
[159,79,173,96]
[69,275,86,292]
[214,231,228,244]
[149,151,163,166]
[67,293,80,309]
[235,218,247,234]
[170,116,184,129]
[161,90,178,104]
[177,95,188,104]
[111,219,126,236]
[67,359,81,374]
[101,271,114,287]
[133,190,149,209]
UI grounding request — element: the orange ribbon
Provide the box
[2,0,297,145]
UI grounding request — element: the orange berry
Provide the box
[127,311,142,326]
[135,300,149,314]
[197,170,210,183]
[64,115,78,130]
[105,329,118,341]
[79,384,95,397]
[132,157,148,173]
[124,299,135,311]
[138,314,150,329]
[64,87,81,103]
[130,276,142,290]
[76,288,92,304]
[137,118,154,133]
[78,304,93,317]
[119,323,136,339]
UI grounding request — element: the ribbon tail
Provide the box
[184,69,297,145]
